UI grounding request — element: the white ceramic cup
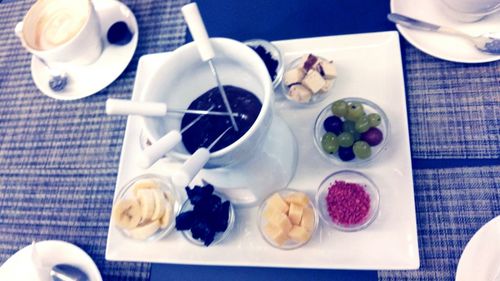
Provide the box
[440,0,500,22]
[15,0,103,65]
[140,38,273,169]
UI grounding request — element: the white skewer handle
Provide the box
[105,99,167,116]
[171,148,210,187]
[181,3,214,61]
[138,130,182,168]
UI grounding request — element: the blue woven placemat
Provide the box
[378,165,500,281]
[403,43,500,159]
[0,0,188,280]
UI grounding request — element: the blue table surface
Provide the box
[151,0,392,280]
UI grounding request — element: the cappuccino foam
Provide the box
[34,2,88,50]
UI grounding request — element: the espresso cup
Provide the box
[440,0,500,22]
[15,0,103,65]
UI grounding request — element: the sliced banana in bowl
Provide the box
[111,174,180,241]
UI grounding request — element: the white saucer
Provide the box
[456,216,500,281]
[31,0,139,100]
[0,240,102,281]
[391,0,500,63]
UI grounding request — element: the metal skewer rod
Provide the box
[182,3,239,132]
[172,127,233,188]
[138,105,216,168]
[105,98,242,118]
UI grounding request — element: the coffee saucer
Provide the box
[456,216,500,281]
[0,240,102,281]
[31,0,139,100]
[391,0,500,63]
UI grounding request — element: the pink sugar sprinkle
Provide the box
[326,180,371,226]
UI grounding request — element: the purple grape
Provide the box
[338,146,355,161]
[323,116,343,135]
[361,127,383,146]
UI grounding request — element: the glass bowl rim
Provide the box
[313,97,391,167]
[178,191,236,247]
[280,54,336,105]
[257,188,319,250]
[315,169,380,232]
[243,38,284,89]
[114,173,180,241]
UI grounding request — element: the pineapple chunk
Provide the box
[267,193,289,213]
[263,205,281,222]
[288,203,304,225]
[264,223,288,246]
[300,207,315,232]
[267,211,292,233]
[288,225,311,243]
[285,192,310,207]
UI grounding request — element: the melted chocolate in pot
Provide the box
[181,85,262,154]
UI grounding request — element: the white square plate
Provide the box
[106,31,419,270]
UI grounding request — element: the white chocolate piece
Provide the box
[288,225,310,243]
[288,203,304,225]
[320,79,335,93]
[285,192,310,207]
[264,223,288,246]
[300,207,315,232]
[283,68,305,86]
[301,70,325,94]
[319,61,337,79]
[288,84,312,103]
[267,193,289,213]
[268,211,292,233]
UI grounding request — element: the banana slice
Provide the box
[112,199,141,229]
[128,220,160,240]
[151,188,166,221]
[132,179,160,196]
[159,201,172,229]
[137,189,156,221]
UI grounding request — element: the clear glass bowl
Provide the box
[114,174,180,241]
[281,55,336,105]
[244,39,284,89]
[258,189,318,250]
[315,170,380,232]
[179,191,235,246]
[313,97,390,166]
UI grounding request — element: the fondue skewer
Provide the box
[105,98,242,118]
[172,126,233,188]
[138,105,216,168]
[181,3,240,132]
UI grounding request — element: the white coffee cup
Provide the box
[15,0,103,65]
[441,0,500,22]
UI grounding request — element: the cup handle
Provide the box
[15,22,23,38]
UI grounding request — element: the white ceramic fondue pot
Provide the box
[140,37,273,169]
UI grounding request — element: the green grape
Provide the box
[337,132,354,147]
[355,116,370,133]
[331,100,348,117]
[367,113,381,127]
[345,102,365,121]
[321,132,339,154]
[353,141,372,159]
[343,121,360,140]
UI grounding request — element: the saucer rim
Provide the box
[390,0,500,63]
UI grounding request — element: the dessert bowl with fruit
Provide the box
[111,174,180,241]
[282,53,337,104]
[314,98,390,165]
[258,189,318,250]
